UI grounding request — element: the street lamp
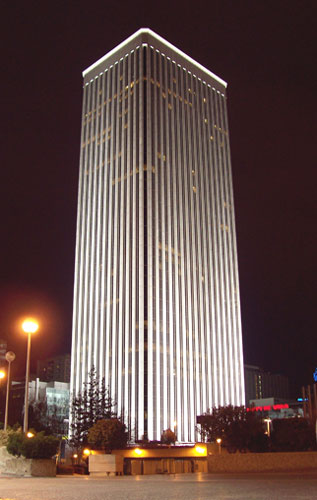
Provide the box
[264,418,272,437]
[4,351,16,431]
[22,318,39,433]
[216,438,222,454]
[0,370,5,424]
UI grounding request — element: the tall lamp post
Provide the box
[0,370,5,423]
[4,351,16,431]
[22,318,39,433]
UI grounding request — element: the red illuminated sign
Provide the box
[247,403,289,412]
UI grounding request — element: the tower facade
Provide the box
[70,29,245,442]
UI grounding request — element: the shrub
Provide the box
[161,428,177,444]
[88,418,128,453]
[0,427,22,447]
[271,418,316,452]
[7,431,59,459]
[21,432,59,459]
[6,431,25,457]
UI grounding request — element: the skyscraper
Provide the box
[70,28,245,443]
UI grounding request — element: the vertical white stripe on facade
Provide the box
[146,46,154,440]
[169,61,182,441]
[123,53,131,426]
[130,50,137,439]
[70,80,87,398]
[177,65,189,442]
[138,47,145,439]
[222,97,245,406]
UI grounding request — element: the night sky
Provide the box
[1,1,316,395]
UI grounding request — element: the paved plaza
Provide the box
[1,472,317,500]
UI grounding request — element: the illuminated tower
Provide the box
[70,28,245,442]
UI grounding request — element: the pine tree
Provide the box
[69,368,116,450]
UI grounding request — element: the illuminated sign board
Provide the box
[247,404,289,412]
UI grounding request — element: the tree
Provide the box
[161,428,177,445]
[88,418,128,453]
[70,368,116,451]
[198,405,267,452]
[28,401,67,435]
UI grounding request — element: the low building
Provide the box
[248,397,303,420]
[8,378,70,429]
[89,443,218,475]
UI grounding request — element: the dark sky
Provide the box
[1,1,316,395]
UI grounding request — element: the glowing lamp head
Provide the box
[216,438,222,444]
[27,432,34,438]
[83,448,90,456]
[73,454,78,459]
[195,445,206,455]
[22,318,39,334]
[0,370,5,380]
[134,448,142,456]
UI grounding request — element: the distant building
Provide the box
[29,378,70,420]
[37,354,71,383]
[9,378,70,427]
[244,364,290,405]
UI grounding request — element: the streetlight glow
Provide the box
[195,445,206,455]
[0,371,5,380]
[22,318,39,334]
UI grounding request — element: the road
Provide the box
[0,472,317,500]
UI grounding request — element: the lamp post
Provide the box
[22,318,39,433]
[0,370,5,423]
[4,351,16,431]
[264,418,272,437]
[216,438,222,454]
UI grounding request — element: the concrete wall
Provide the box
[127,458,207,475]
[89,454,123,476]
[0,446,56,477]
[208,451,317,473]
